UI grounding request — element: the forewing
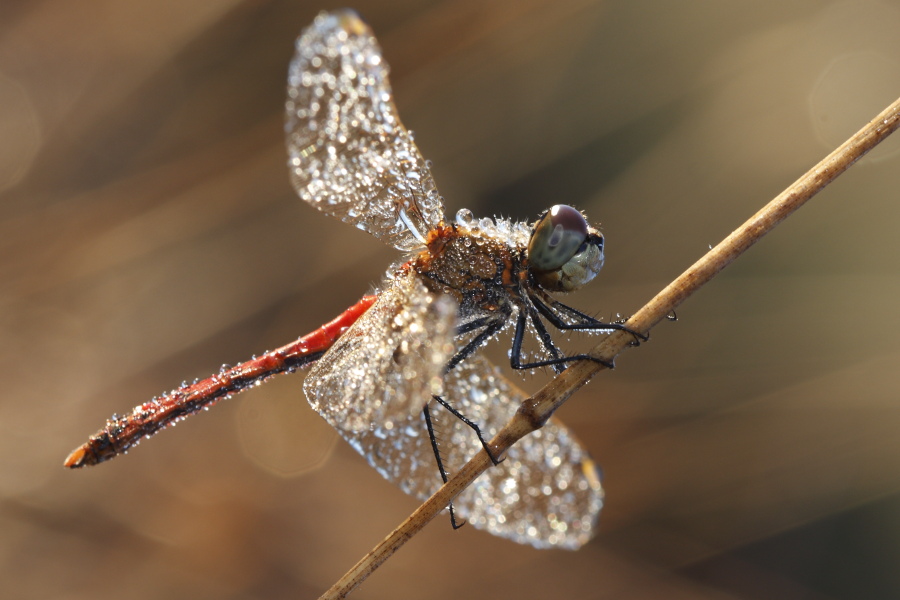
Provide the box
[286,10,444,251]
[303,270,456,434]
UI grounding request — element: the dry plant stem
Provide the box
[320,96,900,600]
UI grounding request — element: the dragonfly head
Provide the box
[527,205,605,292]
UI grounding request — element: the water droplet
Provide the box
[456,208,474,227]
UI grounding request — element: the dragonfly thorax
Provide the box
[412,223,522,312]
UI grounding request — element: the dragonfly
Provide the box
[65,9,637,550]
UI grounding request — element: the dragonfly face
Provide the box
[527,204,606,292]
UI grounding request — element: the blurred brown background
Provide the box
[3,1,900,598]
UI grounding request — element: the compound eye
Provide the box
[527,205,589,272]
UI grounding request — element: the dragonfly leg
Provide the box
[444,313,508,373]
[510,310,617,370]
[524,301,565,374]
[433,395,503,466]
[423,403,465,530]
[530,293,648,343]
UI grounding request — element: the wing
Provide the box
[304,269,457,433]
[286,10,444,251]
[434,355,604,549]
[310,309,604,549]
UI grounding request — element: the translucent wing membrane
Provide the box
[436,355,603,549]
[304,270,457,433]
[286,11,445,251]
[316,339,604,549]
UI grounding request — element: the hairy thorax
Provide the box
[411,224,524,313]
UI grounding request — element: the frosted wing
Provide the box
[323,347,604,549]
[286,10,444,251]
[437,355,604,549]
[303,270,457,433]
